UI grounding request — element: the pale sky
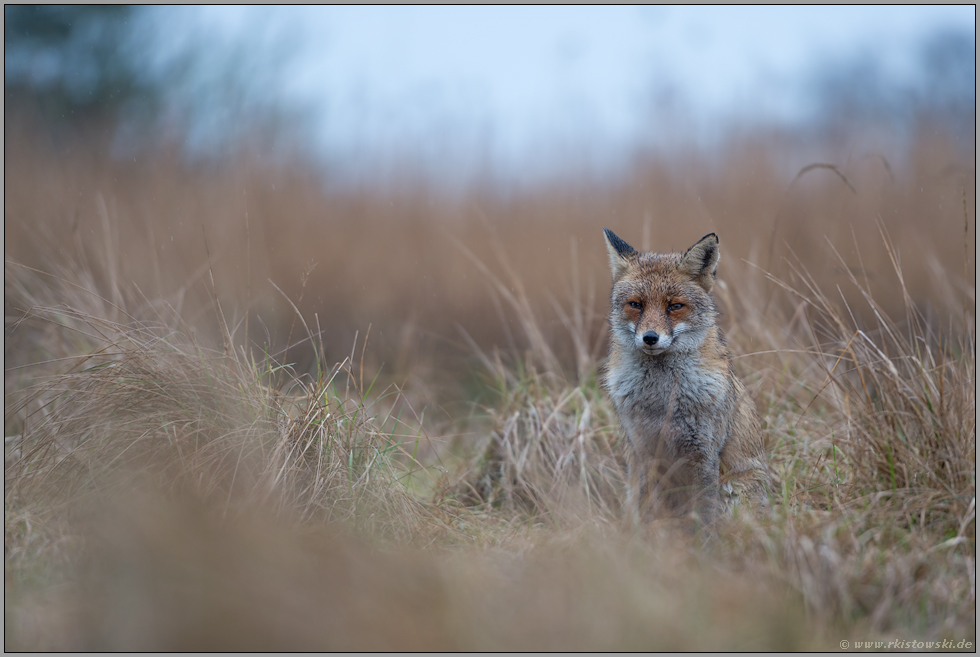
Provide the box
[134,5,975,182]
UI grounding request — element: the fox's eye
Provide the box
[667,303,684,312]
[628,301,642,310]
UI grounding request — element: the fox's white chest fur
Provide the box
[608,350,729,452]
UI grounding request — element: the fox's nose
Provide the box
[642,331,659,346]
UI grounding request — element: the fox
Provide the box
[601,229,771,525]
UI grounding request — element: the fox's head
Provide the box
[604,229,720,357]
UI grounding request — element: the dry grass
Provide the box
[441,217,975,638]
[4,259,435,541]
[5,117,974,383]
[5,121,976,650]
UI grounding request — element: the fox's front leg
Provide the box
[629,436,681,522]
[667,439,723,523]
[691,451,723,524]
[624,439,644,527]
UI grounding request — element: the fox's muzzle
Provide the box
[635,329,672,354]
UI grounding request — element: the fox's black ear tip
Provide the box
[604,228,636,257]
[703,232,719,243]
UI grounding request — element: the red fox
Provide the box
[602,229,771,525]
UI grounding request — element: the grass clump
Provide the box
[454,357,625,522]
[4,260,429,543]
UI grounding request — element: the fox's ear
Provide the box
[679,233,720,292]
[604,228,636,279]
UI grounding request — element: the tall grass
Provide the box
[5,120,973,383]
[4,257,430,542]
[5,122,975,649]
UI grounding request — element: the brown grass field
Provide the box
[4,120,976,650]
